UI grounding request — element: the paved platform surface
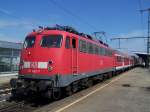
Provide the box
[35,68,150,112]
[0,74,17,85]
[58,68,150,112]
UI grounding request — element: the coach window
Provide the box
[117,56,121,62]
[72,38,76,48]
[65,37,70,49]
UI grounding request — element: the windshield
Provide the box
[23,36,35,48]
[40,35,62,48]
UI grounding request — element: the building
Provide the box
[0,40,22,74]
[135,52,150,67]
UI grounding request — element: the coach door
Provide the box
[71,37,78,75]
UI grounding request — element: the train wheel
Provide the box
[72,82,78,93]
[87,79,93,88]
[112,71,116,76]
[81,78,89,89]
[52,88,61,100]
[45,89,52,99]
[102,74,107,80]
[11,89,18,98]
[108,72,112,79]
[65,85,73,96]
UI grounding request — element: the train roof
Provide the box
[29,25,110,49]
[114,50,134,58]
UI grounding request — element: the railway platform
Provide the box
[33,67,150,112]
[0,73,17,85]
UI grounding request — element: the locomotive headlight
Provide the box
[48,66,53,71]
[47,60,53,71]
[48,60,53,65]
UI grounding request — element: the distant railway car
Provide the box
[10,25,135,99]
[114,50,133,71]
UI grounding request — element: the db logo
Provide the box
[30,62,38,68]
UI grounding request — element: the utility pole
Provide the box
[140,8,150,67]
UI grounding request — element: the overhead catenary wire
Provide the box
[0,8,21,20]
[49,0,99,31]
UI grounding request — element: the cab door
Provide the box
[71,37,78,75]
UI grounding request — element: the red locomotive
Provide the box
[10,25,136,99]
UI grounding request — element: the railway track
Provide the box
[0,89,52,112]
[0,84,51,112]
[0,94,45,112]
[0,101,36,112]
[0,88,11,95]
[0,85,12,102]
[0,69,131,112]
[0,84,11,94]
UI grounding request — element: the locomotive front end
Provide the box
[10,30,64,99]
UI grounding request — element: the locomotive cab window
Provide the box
[23,36,36,48]
[40,35,62,48]
[65,37,70,49]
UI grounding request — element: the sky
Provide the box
[0,0,150,53]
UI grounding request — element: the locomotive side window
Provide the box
[99,47,103,55]
[105,49,109,56]
[65,37,70,49]
[88,43,93,54]
[106,49,108,56]
[72,38,76,48]
[102,47,105,55]
[109,50,112,56]
[79,40,87,53]
[40,35,62,48]
[95,45,99,55]
[23,36,35,48]
[93,45,96,54]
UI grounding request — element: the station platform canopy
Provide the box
[134,52,150,67]
[0,40,22,74]
[0,40,22,49]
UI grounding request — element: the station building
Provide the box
[0,40,22,74]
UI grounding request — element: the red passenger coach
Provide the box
[10,25,134,99]
[114,50,133,71]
